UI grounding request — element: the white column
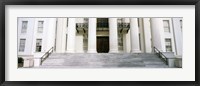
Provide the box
[130,18,141,53]
[75,34,84,53]
[55,18,67,53]
[150,18,166,52]
[123,31,131,53]
[66,18,76,53]
[138,18,145,53]
[109,18,118,53]
[87,18,97,53]
[143,18,152,53]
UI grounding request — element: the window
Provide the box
[163,20,170,32]
[180,20,182,32]
[19,39,26,52]
[36,39,42,52]
[97,18,109,28]
[165,39,172,52]
[38,21,44,33]
[21,21,28,33]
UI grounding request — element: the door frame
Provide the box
[97,36,109,53]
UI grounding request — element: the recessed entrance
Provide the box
[97,37,109,53]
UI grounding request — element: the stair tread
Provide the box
[39,53,169,68]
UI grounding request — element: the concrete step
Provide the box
[48,53,157,58]
[40,53,169,68]
[145,65,169,68]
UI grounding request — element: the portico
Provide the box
[56,18,144,53]
[55,18,173,54]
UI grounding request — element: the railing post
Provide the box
[166,59,168,65]
[159,51,160,57]
[153,47,155,53]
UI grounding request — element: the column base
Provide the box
[55,50,65,53]
[66,50,75,53]
[109,50,118,53]
[130,49,141,53]
[87,50,97,53]
[75,50,84,53]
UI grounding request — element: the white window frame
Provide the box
[163,20,170,33]
[35,39,42,52]
[37,21,44,33]
[21,21,28,33]
[165,38,172,52]
[19,39,26,52]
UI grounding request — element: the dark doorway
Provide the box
[97,37,109,53]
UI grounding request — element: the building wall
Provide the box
[32,18,56,53]
[162,18,176,53]
[18,18,56,67]
[18,18,35,56]
[18,18,183,55]
[172,18,183,57]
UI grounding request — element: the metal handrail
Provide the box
[153,47,168,65]
[40,47,54,65]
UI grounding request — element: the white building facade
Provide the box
[18,18,183,67]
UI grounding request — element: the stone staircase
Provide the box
[38,53,169,68]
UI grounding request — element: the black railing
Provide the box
[76,23,88,28]
[76,23,130,28]
[118,23,130,28]
[40,47,54,65]
[153,47,168,65]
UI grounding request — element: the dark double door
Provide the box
[97,37,109,53]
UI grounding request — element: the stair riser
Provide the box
[40,53,169,68]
